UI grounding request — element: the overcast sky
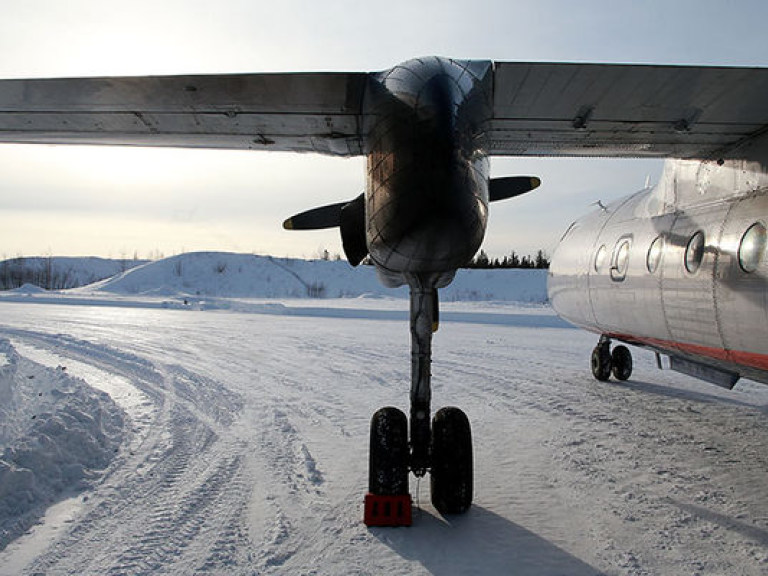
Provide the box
[1,0,767,260]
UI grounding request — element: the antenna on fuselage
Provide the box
[592,200,608,212]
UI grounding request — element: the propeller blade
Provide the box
[489,176,541,202]
[283,202,346,230]
[340,194,367,266]
[283,193,369,266]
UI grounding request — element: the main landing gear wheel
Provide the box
[431,407,473,515]
[591,343,612,381]
[611,345,633,381]
[591,337,633,382]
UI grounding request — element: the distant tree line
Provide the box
[1,257,72,290]
[0,256,141,291]
[317,247,550,269]
[464,249,550,269]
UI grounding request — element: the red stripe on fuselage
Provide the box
[605,333,768,373]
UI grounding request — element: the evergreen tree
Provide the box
[535,249,550,269]
[474,249,490,268]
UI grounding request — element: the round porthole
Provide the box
[738,222,767,273]
[594,245,607,273]
[684,231,705,274]
[647,236,664,274]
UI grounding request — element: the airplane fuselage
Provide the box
[549,131,768,386]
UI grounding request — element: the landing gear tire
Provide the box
[591,345,612,381]
[431,407,473,515]
[611,345,633,381]
[369,407,409,495]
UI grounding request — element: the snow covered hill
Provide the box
[85,252,549,302]
[1,252,549,303]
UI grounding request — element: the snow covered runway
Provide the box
[1,299,768,574]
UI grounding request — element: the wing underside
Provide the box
[1,62,768,160]
[0,72,368,156]
[489,62,768,158]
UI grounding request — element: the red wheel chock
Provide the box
[364,493,412,527]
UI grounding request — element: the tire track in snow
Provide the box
[108,450,244,575]
[250,403,329,571]
[5,335,251,575]
[26,398,216,573]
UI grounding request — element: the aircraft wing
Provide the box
[2,62,768,160]
[489,62,768,158]
[0,72,368,156]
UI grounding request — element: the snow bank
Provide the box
[82,252,549,302]
[0,339,124,550]
[6,284,47,295]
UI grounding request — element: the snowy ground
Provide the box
[0,296,767,575]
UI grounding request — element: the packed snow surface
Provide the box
[0,254,767,575]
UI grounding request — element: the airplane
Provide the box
[1,56,767,527]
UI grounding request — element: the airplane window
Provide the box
[594,245,607,273]
[611,239,631,280]
[684,231,705,274]
[738,222,767,273]
[647,236,664,274]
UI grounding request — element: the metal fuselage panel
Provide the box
[362,58,493,288]
[549,132,768,383]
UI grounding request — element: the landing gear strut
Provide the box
[365,277,473,526]
[591,336,633,382]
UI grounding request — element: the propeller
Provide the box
[283,193,367,266]
[282,176,541,267]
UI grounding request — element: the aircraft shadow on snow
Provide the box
[668,500,768,548]
[279,307,574,330]
[609,378,768,413]
[371,505,604,576]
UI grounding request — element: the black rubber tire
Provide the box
[611,345,633,381]
[431,407,473,515]
[368,407,409,495]
[591,345,612,381]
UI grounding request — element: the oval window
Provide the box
[738,222,767,273]
[612,239,631,280]
[647,236,664,274]
[684,231,705,274]
[594,245,607,273]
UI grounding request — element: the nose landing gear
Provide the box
[591,336,633,381]
[364,280,473,527]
